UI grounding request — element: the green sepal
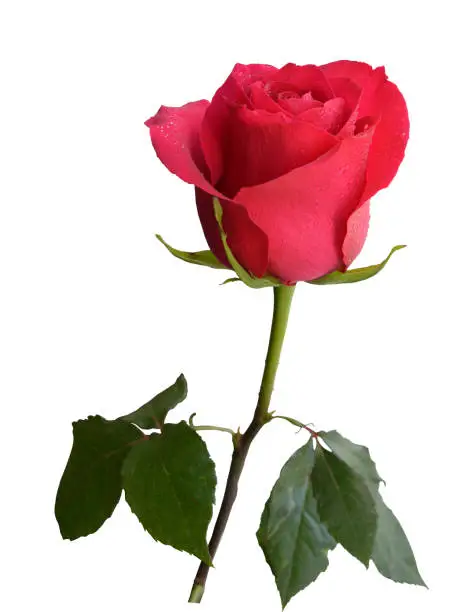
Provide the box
[213,198,280,289]
[320,430,426,586]
[122,421,216,565]
[55,416,142,540]
[257,440,336,608]
[308,245,406,285]
[120,374,187,429]
[156,234,227,269]
[220,277,241,285]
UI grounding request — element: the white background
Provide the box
[1,1,463,610]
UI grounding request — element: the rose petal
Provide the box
[278,91,323,115]
[248,81,286,114]
[229,62,278,90]
[360,67,387,112]
[332,66,409,199]
[362,80,409,200]
[195,187,269,278]
[326,77,362,135]
[200,63,278,185]
[320,60,375,89]
[334,67,385,139]
[329,77,361,113]
[320,61,377,136]
[234,128,375,282]
[342,199,371,267]
[298,97,348,134]
[273,63,334,101]
[216,107,338,197]
[145,101,221,197]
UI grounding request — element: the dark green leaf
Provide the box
[308,245,406,285]
[55,416,142,540]
[372,497,426,586]
[312,446,377,566]
[257,441,335,608]
[320,430,383,486]
[213,198,280,289]
[321,430,425,585]
[122,421,216,564]
[120,374,187,429]
[156,234,227,269]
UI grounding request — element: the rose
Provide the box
[146,61,409,283]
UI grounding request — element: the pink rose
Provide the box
[146,61,409,283]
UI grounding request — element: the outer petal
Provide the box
[195,187,269,278]
[362,80,409,200]
[342,199,371,268]
[321,61,378,137]
[333,66,386,138]
[320,60,375,89]
[235,129,375,283]
[216,107,338,197]
[200,63,277,185]
[322,63,409,198]
[145,101,221,197]
[357,66,387,117]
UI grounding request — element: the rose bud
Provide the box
[146,62,409,284]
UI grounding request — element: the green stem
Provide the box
[188,285,296,604]
[255,285,296,421]
[188,584,204,603]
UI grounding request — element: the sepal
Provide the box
[213,198,281,289]
[156,234,227,269]
[308,245,406,285]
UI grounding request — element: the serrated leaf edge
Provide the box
[122,425,215,566]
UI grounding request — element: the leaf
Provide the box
[55,416,142,540]
[257,441,336,608]
[321,430,425,586]
[156,234,227,269]
[122,421,216,564]
[320,430,383,486]
[120,374,187,429]
[213,198,280,289]
[372,497,426,586]
[311,445,377,566]
[308,245,406,285]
